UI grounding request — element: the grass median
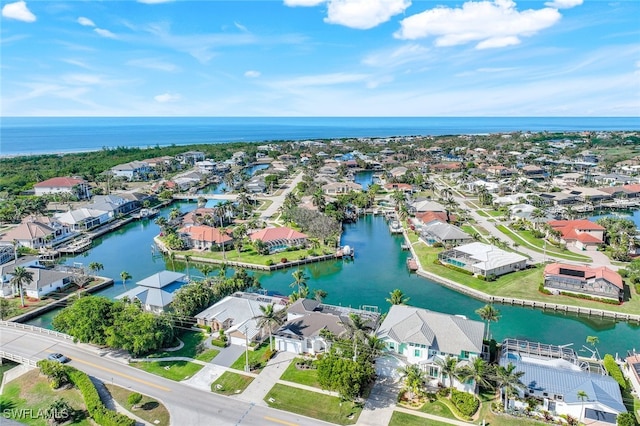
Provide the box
[130,360,203,381]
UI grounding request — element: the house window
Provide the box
[461,351,470,359]
[556,395,563,401]
[543,392,549,397]
[428,366,439,378]
[414,349,420,357]
[388,342,395,350]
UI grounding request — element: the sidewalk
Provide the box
[91,376,154,426]
[356,376,401,426]
[237,350,295,405]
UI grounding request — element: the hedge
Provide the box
[210,338,228,348]
[434,259,473,276]
[450,389,480,417]
[68,369,136,426]
[603,355,626,390]
[558,291,620,305]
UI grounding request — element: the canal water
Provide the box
[28,203,640,356]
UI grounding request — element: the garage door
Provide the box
[375,355,405,380]
[584,408,617,424]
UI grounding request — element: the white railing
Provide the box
[0,350,38,367]
[0,320,73,341]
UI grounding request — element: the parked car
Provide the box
[47,353,70,363]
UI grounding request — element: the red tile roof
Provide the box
[548,219,605,231]
[250,227,307,243]
[179,225,233,244]
[415,211,455,224]
[34,177,86,188]
[544,263,623,289]
[384,183,412,191]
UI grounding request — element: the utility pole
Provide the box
[244,325,250,372]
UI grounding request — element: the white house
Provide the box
[438,242,528,277]
[55,208,110,231]
[376,305,485,393]
[33,177,91,200]
[115,271,187,313]
[0,216,75,249]
[0,257,73,300]
[111,161,151,180]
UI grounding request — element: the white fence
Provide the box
[0,350,38,367]
[0,320,73,340]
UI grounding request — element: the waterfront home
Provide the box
[274,299,380,355]
[0,256,73,299]
[54,208,110,231]
[246,175,267,193]
[388,166,408,178]
[33,176,92,200]
[86,194,138,217]
[195,160,217,174]
[321,181,362,195]
[466,180,500,193]
[499,339,625,424]
[115,271,187,313]
[249,227,308,253]
[548,219,604,251]
[539,192,580,206]
[1,216,75,249]
[410,200,446,213]
[0,244,14,265]
[413,212,455,230]
[376,305,484,393]
[384,183,413,193]
[543,263,623,302]
[178,225,233,251]
[438,242,528,277]
[624,353,640,397]
[176,151,205,165]
[110,161,151,180]
[520,165,545,179]
[194,292,288,346]
[563,187,612,204]
[181,208,217,226]
[420,220,472,247]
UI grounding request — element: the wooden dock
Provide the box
[407,257,418,271]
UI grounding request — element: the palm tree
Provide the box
[10,266,33,307]
[494,362,525,409]
[311,189,326,212]
[88,262,104,276]
[184,255,192,280]
[168,251,176,271]
[253,303,286,351]
[586,336,600,360]
[459,357,493,393]
[390,190,405,210]
[475,304,501,340]
[313,289,328,302]
[577,390,588,424]
[120,271,132,290]
[363,334,386,362]
[386,289,410,305]
[290,269,309,295]
[435,355,462,394]
[397,364,424,400]
[198,264,214,279]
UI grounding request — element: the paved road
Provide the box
[0,326,332,426]
[255,172,304,221]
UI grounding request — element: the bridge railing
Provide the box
[0,350,38,367]
[0,320,73,341]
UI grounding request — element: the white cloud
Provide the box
[234,22,248,32]
[283,0,326,6]
[77,16,95,27]
[544,0,583,9]
[126,58,180,72]
[244,70,261,78]
[154,93,181,103]
[362,43,431,68]
[395,0,561,49]
[94,28,117,39]
[272,72,371,90]
[2,1,36,23]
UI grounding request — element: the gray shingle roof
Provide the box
[377,305,484,355]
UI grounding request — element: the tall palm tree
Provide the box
[120,271,132,290]
[459,357,494,393]
[253,303,286,351]
[475,304,501,340]
[198,264,214,279]
[88,262,104,276]
[184,255,192,280]
[494,362,525,409]
[313,289,328,302]
[386,289,410,305]
[290,269,309,295]
[397,364,424,400]
[10,266,33,307]
[169,252,176,271]
[435,355,462,394]
[577,390,588,424]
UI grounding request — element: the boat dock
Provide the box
[389,220,403,234]
[406,257,418,271]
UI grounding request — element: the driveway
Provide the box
[209,343,246,367]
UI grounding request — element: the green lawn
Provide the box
[230,342,272,372]
[389,411,452,426]
[279,358,320,388]
[418,399,458,420]
[487,209,505,217]
[1,369,93,426]
[105,383,171,426]
[496,225,591,261]
[476,210,490,217]
[195,348,219,362]
[256,199,273,211]
[264,384,362,425]
[147,331,205,358]
[182,245,334,266]
[210,371,254,395]
[413,243,640,314]
[130,360,203,381]
[0,360,18,383]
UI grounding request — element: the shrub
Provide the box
[635,283,640,295]
[263,348,275,362]
[265,259,274,266]
[617,412,638,426]
[307,250,318,256]
[450,389,480,417]
[443,263,473,276]
[603,354,626,389]
[618,269,628,278]
[127,392,142,407]
[433,242,443,248]
[37,360,71,389]
[197,324,212,333]
[210,339,228,348]
[280,258,288,263]
[538,283,552,295]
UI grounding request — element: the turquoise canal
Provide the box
[28,202,639,356]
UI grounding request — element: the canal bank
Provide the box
[24,205,640,356]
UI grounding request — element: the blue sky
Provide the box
[1,0,638,116]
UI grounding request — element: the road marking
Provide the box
[44,350,171,392]
[264,416,299,426]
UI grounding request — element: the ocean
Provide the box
[1,116,638,157]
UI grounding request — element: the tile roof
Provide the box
[34,177,86,188]
[179,225,233,244]
[0,221,56,242]
[250,227,307,243]
[544,263,623,289]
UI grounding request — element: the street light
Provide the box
[244,325,250,372]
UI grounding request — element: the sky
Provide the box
[1,0,639,117]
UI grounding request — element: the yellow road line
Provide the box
[45,350,172,392]
[264,416,299,426]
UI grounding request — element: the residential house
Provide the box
[563,187,612,204]
[115,271,187,313]
[499,339,625,424]
[110,161,151,180]
[274,299,380,355]
[388,166,408,179]
[54,208,110,231]
[33,177,91,200]
[195,160,217,174]
[548,219,605,251]
[485,165,513,177]
[249,227,308,253]
[543,263,623,302]
[624,353,640,397]
[178,225,233,251]
[410,200,446,213]
[520,165,545,179]
[0,257,73,299]
[438,242,528,277]
[321,181,362,195]
[194,292,288,346]
[376,305,484,393]
[0,216,75,249]
[176,151,205,165]
[384,183,413,193]
[420,220,472,247]
[246,176,266,193]
[86,194,138,217]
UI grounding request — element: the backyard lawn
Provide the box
[130,360,203,381]
[105,383,171,426]
[182,245,335,266]
[146,331,219,362]
[230,342,272,372]
[210,371,254,395]
[279,358,320,388]
[264,384,362,425]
